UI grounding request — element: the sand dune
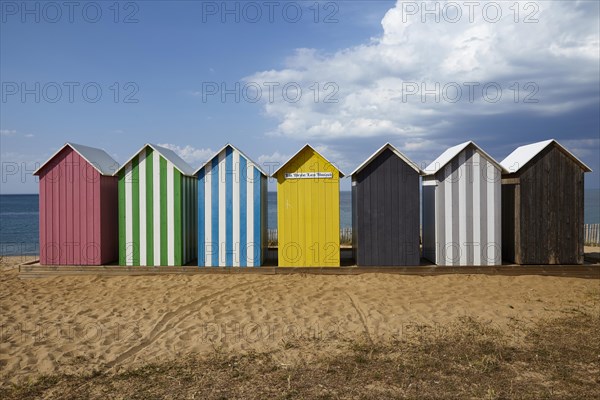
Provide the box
[1,257,598,385]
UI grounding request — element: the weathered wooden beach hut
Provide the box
[500,139,591,265]
[196,144,268,267]
[351,143,422,266]
[422,141,506,266]
[34,143,119,265]
[273,144,344,267]
[116,143,197,266]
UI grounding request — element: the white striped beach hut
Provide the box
[422,141,507,266]
[196,144,268,267]
[117,143,197,266]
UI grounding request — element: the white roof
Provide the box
[116,143,195,176]
[423,141,506,176]
[271,144,345,177]
[34,142,119,176]
[501,139,592,173]
[350,142,422,176]
[193,143,267,176]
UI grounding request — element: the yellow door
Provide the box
[276,146,341,267]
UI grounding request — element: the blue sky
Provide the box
[1,0,599,194]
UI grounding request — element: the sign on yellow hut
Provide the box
[272,144,344,267]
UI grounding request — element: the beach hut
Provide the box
[422,141,506,266]
[500,139,592,265]
[34,143,119,265]
[196,144,268,267]
[351,143,422,266]
[273,144,344,267]
[116,143,197,266]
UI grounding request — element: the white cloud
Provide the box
[158,143,215,167]
[258,151,290,165]
[258,146,351,174]
[257,151,291,175]
[560,138,600,161]
[0,150,41,194]
[312,144,352,173]
[244,0,599,157]
[0,130,36,138]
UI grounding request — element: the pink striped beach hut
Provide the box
[34,143,119,265]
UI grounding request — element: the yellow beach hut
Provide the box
[272,144,344,267]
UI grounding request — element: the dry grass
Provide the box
[2,306,598,400]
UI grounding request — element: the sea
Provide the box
[1,190,599,256]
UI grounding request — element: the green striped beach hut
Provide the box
[116,144,197,266]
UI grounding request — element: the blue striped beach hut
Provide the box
[196,144,268,267]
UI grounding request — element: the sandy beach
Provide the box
[1,255,598,388]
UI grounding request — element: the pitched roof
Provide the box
[34,142,118,176]
[116,143,195,176]
[500,139,592,173]
[350,142,422,176]
[193,143,267,176]
[271,144,345,177]
[423,141,506,176]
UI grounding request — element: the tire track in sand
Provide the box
[106,281,259,369]
[344,291,373,344]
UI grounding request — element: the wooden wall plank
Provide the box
[276,146,341,267]
[504,144,586,265]
[354,148,420,266]
[38,146,117,266]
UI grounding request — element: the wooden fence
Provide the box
[340,228,352,245]
[268,228,353,246]
[268,224,600,247]
[585,224,600,246]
